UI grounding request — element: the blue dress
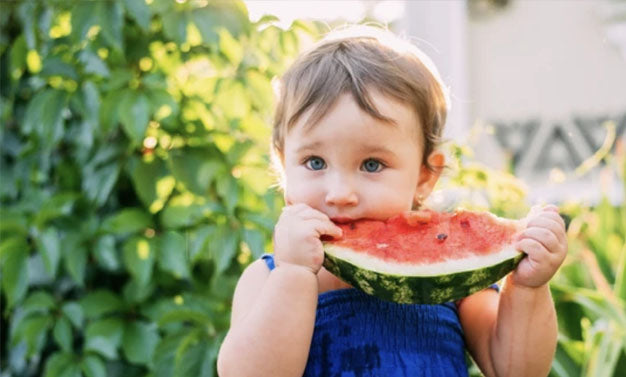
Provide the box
[261,254,497,377]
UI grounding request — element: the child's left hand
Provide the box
[512,204,568,288]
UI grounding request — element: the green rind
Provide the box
[323,251,525,304]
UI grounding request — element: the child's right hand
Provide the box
[273,203,343,274]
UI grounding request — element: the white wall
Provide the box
[400,0,626,205]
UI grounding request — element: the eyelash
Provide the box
[303,156,386,173]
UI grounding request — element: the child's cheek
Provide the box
[284,180,321,208]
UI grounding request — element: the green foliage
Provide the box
[549,153,626,377]
[0,1,317,375]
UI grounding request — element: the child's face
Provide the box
[282,92,439,222]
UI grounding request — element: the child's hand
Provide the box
[273,203,343,274]
[512,205,568,288]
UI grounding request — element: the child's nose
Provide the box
[325,176,358,207]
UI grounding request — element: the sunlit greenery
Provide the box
[1,1,317,375]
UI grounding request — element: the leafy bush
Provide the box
[0,1,316,376]
[550,149,626,377]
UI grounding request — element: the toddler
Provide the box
[217,26,567,377]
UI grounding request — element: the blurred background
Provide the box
[0,1,624,376]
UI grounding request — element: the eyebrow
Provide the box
[295,142,398,159]
[295,141,324,154]
[358,145,398,158]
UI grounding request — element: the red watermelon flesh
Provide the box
[330,210,522,265]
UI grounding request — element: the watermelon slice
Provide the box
[322,209,526,304]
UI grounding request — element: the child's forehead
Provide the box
[291,92,421,145]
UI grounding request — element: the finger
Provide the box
[516,238,550,260]
[542,210,566,230]
[526,216,566,244]
[518,227,560,254]
[299,207,331,222]
[308,219,343,238]
[403,210,432,225]
[541,204,559,213]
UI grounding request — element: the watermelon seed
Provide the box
[350,223,356,230]
[437,233,448,241]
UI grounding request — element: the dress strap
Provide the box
[261,253,276,271]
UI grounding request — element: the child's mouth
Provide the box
[330,217,356,224]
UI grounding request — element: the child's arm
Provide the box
[217,204,342,377]
[217,259,319,377]
[458,205,567,377]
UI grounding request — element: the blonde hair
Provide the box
[272,25,450,173]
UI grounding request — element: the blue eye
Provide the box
[362,159,383,173]
[306,157,326,170]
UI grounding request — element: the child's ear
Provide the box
[414,151,445,205]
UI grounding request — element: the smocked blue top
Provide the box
[261,254,497,377]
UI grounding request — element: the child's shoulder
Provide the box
[230,259,271,323]
[238,258,271,285]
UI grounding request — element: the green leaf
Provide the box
[84,318,124,360]
[17,1,36,49]
[93,235,120,271]
[97,1,124,51]
[218,29,243,66]
[211,225,238,273]
[61,302,84,329]
[147,89,179,125]
[98,90,122,135]
[128,156,174,212]
[158,308,212,327]
[36,227,60,277]
[122,277,155,304]
[123,236,156,286]
[153,332,186,377]
[33,192,79,227]
[169,148,221,195]
[9,35,27,80]
[242,228,265,258]
[22,89,66,146]
[22,291,56,317]
[122,321,160,365]
[16,314,52,357]
[63,233,87,285]
[78,50,110,77]
[43,352,76,377]
[192,3,247,44]
[158,231,191,279]
[81,355,106,377]
[80,290,123,319]
[174,335,217,377]
[123,0,151,31]
[119,91,151,146]
[102,208,153,235]
[245,70,274,112]
[53,316,73,352]
[162,11,188,45]
[213,80,250,120]
[71,1,97,41]
[216,172,239,214]
[1,237,29,308]
[614,243,626,301]
[82,162,120,206]
[40,56,79,80]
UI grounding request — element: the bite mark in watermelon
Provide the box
[322,209,526,304]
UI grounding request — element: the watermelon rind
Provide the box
[323,246,524,305]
